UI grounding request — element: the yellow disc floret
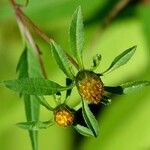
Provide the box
[76,70,104,104]
[54,105,74,127]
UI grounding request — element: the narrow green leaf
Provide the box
[74,124,95,137]
[69,6,84,68]
[102,46,137,74]
[82,99,99,137]
[51,40,74,79]
[65,78,73,100]
[104,81,150,95]
[36,96,54,111]
[17,120,54,130]
[91,54,102,70]
[121,81,150,94]
[2,78,68,95]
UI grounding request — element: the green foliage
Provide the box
[51,40,74,79]
[17,120,54,130]
[69,6,84,68]
[82,99,99,137]
[103,46,137,74]
[74,124,94,137]
[91,54,102,71]
[1,78,68,95]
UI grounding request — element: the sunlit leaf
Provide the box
[69,6,84,68]
[102,46,137,74]
[82,99,99,137]
[17,120,54,130]
[51,40,74,79]
[1,78,68,95]
[74,124,94,137]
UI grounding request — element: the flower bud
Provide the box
[76,70,104,104]
[54,105,74,127]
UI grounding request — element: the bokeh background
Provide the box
[0,0,150,150]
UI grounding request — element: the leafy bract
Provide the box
[2,78,68,95]
[82,99,99,137]
[17,120,54,130]
[69,6,84,68]
[51,40,74,79]
[74,124,94,137]
[121,81,150,94]
[102,46,137,74]
[104,81,150,94]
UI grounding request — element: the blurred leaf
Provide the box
[82,99,99,137]
[74,124,94,137]
[51,40,74,79]
[17,120,54,130]
[1,78,68,95]
[104,81,150,95]
[121,81,150,94]
[36,96,54,111]
[102,46,137,74]
[100,96,111,106]
[69,6,84,68]
[91,54,102,70]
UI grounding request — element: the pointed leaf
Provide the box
[16,44,43,150]
[121,81,150,94]
[69,6,84,67]
[51,40,74,79]
[82,99,99,137]
[103,46,137,74]
[17,120,54,130]
[74,124,95,137]
[104,81,150,94]
[1,78,68,95]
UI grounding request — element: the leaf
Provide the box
[51,40,74,79]
[102,46,137,74]
[91,54,102,70]
[1,78,68,95]
[73,124,95,137]
[16,44,43,150]
[104,81,150,95]
[121,81,150,94]
[82,99,99,137]
[17,120,54,130]
[69,6,84,68]
[36,96,54,111]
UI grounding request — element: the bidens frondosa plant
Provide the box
[1,5,150,142]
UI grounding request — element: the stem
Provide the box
[9,0,79,70]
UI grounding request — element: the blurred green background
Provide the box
[0,0,150,150]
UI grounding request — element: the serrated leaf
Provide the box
[51,40,74,79]
[102,46,137,74]
[1,78,68,95]
[74,124,95,137]
[121,81,150,94]
[36,96,54,111]
[16,44,43,150]
[69,6,84,68]
[91,54,102,70]
[82,99,99,137]
[17,120,54,130]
